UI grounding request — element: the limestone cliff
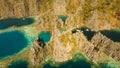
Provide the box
[0,0,120,67]
[0,0,120,29]
[30,38,51,65]
[84,33,120,63]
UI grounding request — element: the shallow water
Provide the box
[9,60,28,68]
[43,56,91,68]
[38,32,51,44]
[0,17,35,29]
[0,30,31,59]
[102,64,117,68]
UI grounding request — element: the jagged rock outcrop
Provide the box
[52,31,74,62]
[52,30,87,62]
[0,0,120,30]
[92,33,120,61]
[0,0,120,66]
[83,33,120,63]
[30,39,50,65]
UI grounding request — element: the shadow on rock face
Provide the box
[37,38,46,48]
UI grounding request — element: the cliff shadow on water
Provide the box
[0,17,35,30]
[72,27,96,40]
[100,29,120,42]
[72,26,120,42]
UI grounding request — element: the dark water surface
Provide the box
[43,56,91,68]
[100,29,120,42]
[0,17,35,29]
[72,27,96,40]
[72,27,120,42]
[9,60,28,68]
[0,30,31,59]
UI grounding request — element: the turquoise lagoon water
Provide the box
[0,30,32,59]
[0,17,35,29]
[43,56,91,68]
[58,15,67,24]
[38,32,51,44]
[9,60,28,68]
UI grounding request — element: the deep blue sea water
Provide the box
[0,17,35,29]
[0,30,32,59]
[9,60,28,68]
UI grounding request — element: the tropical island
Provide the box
[0,0,120,68]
